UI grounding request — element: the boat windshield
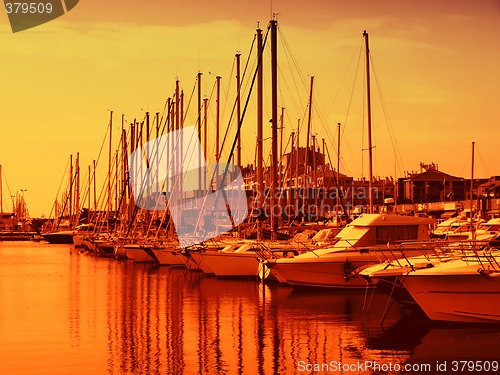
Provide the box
[333,224,420,248]
[332,226,371,248]
[479,224,500,232]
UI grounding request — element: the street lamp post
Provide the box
[11,195,15,231]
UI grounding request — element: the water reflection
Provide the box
[0,243,498,375]
[99,266,414,374]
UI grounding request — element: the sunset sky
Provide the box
[1,0,499,217]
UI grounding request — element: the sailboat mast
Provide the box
[280,107,285,176]
[197,72,202,199]
[305,76,314,190]
[216,75,221,195]
[69,154,73,226]
[257,27,264,212]
[93,160,97,222]
[108,111,113,216]
[271,18,279,239]
[363,30,374,214]
[236,52,242,168]
[175,80,180,202]
[123,115,128,215]
[203,97,209,193]
[75,152,80,228]
[470,141,475,221]
[87,164,91,223]
[337,122,341,213]
[296,119,300,187]
[312,135,317,213]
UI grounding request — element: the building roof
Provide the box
[477,177,500,189]
[406,169,463,182]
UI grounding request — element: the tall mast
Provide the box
[87,164,91,223]
[123,114,128,214]
[115,149,119,218]
[197,72,202,199]
[236,52,242,168]
[145,111,151,224]
[470,141,475,222]
[312,135,317,214]
[305,76,314,190]
[69,154,73,226]
[256,27,264,213]
[216,76,221,165]
[271,18,279,239]
[175,80,180,132]
[280,107,285,183]
[216,75,221,181]
[129,120,135,219]
[154,112,160,201]
[363,30,374,213]
[108,111,113,216]
[203,97,209,193]
[337,122,341,213]
[122,126,128,221]
[93,160,97,222]
[165,99,171,195]
[295,119,300,197]
[75,152,80,228]
[175,80,180,201]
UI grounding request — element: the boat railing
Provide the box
[391,239,500,271]
[378,240,438,268]
[461,245,500,272]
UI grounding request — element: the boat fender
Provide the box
[343,259,352,281]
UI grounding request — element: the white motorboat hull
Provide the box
[402,269,500,323]
[266,248,434,289]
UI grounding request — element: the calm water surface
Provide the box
[0,242,499,374]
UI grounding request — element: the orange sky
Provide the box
[1,0,499,217]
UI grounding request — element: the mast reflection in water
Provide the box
[0,242,499,375]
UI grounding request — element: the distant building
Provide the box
[397,162,467,204]
[242,147,398,219]
[477,176,500,216]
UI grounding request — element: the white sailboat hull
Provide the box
[148,247,185,266]
[197,252,259,277]
[122,245,155,262]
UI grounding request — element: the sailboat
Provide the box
[42,154,81,244]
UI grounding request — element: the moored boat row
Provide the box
[34,21,500,327]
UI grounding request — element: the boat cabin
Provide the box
[328,213,433,249]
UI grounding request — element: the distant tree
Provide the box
[30,218,46,234]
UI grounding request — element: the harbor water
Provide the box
[0,242,499,375]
